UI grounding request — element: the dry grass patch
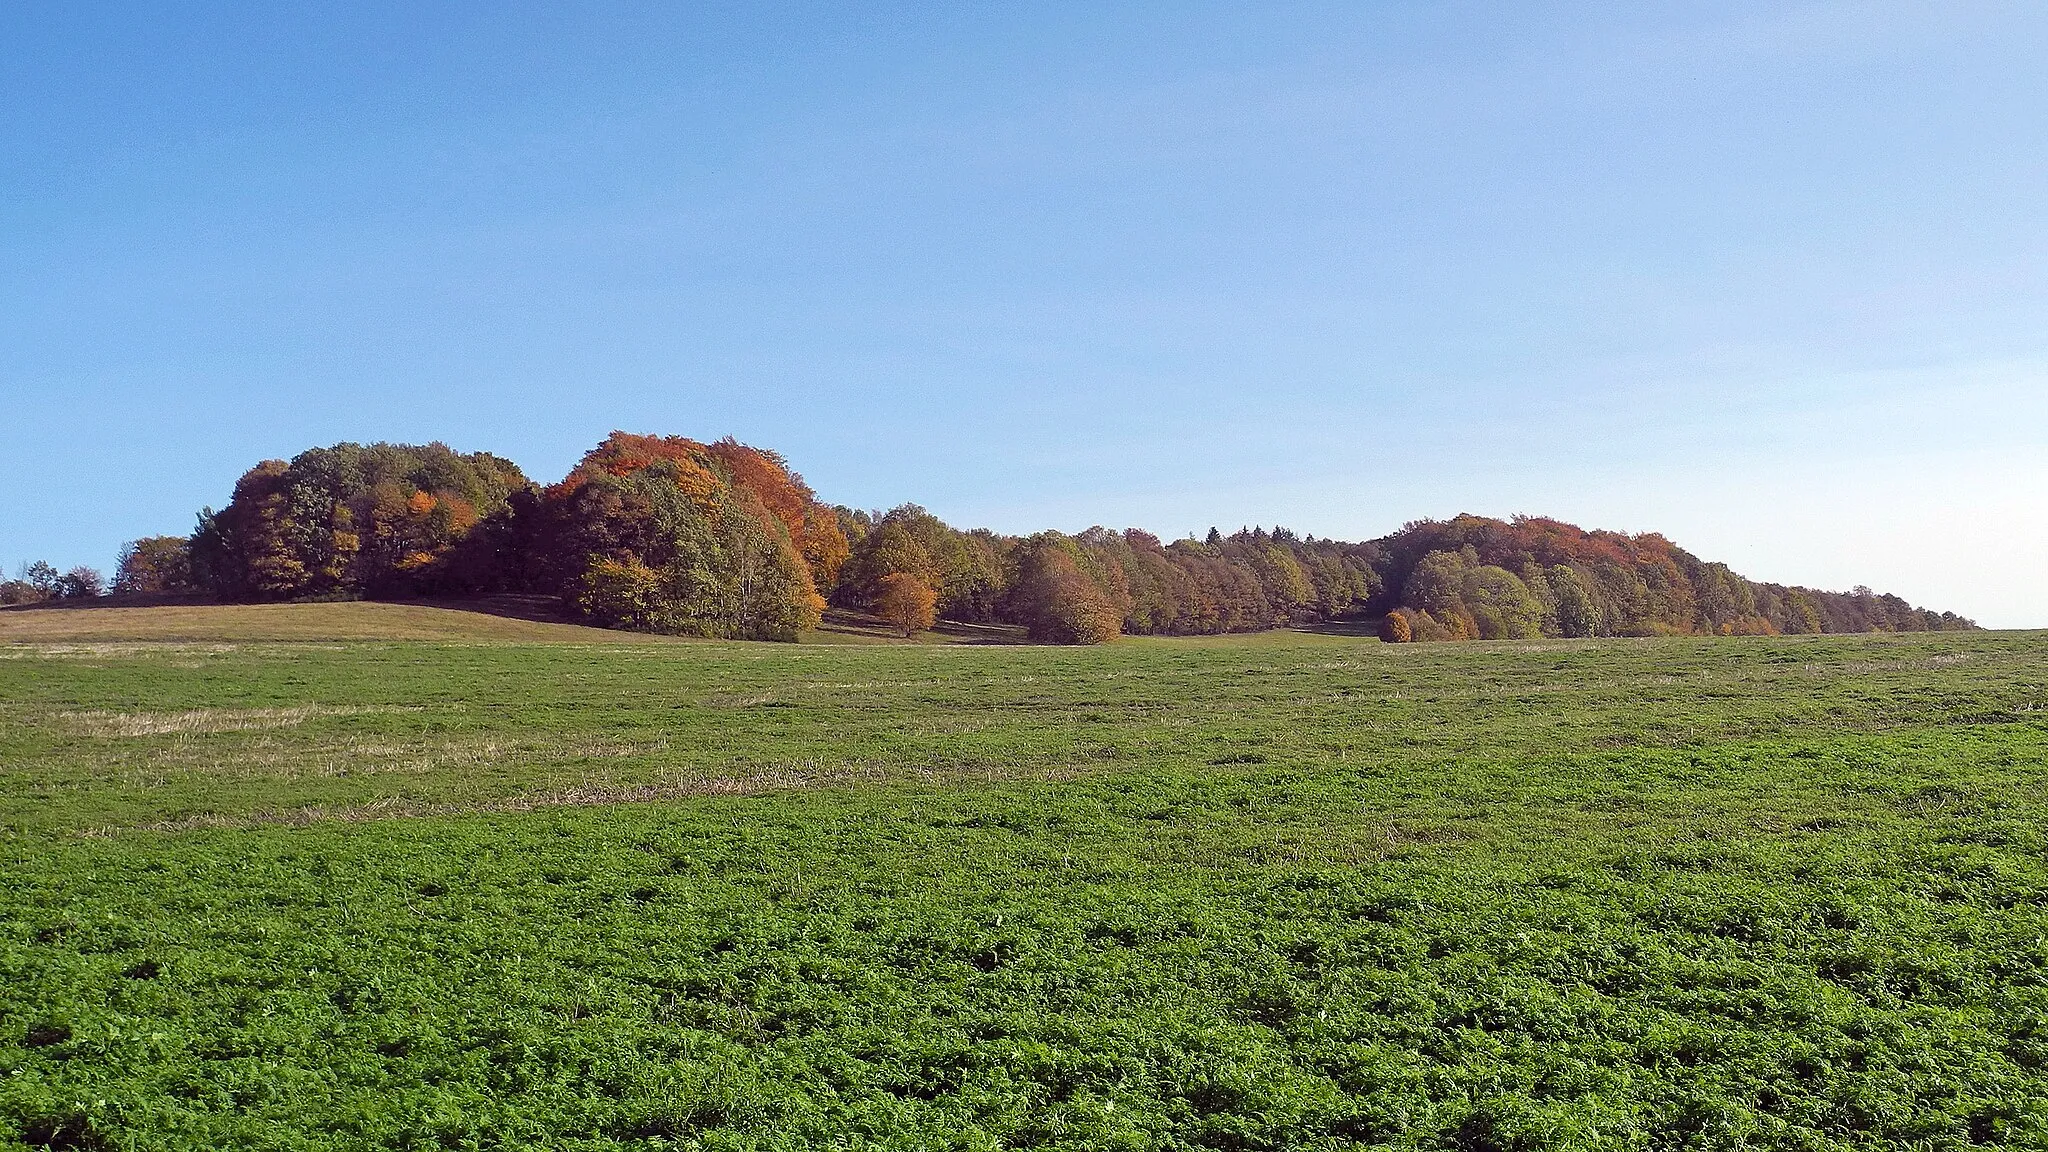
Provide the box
[76,733,674,787]
[0,642,249,659]
[61,704,428,737]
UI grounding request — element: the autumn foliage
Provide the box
[829,516,1381,644]
[1371,514,1971,640]
[187,442,528,601]
[113,537,197,595]
[526,433,835,640]
[874,572,938,637]
[160,439,1975,644]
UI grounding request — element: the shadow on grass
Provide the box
[412,594,578,625]
[813,609,1032,645]
[1291,618,1384,638]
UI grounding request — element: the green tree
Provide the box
[190,443,528,600]
[22,561,61,597]
[1402,550,1470,625]
[1461,566,1543,639]
[838,521,938,605]
[575,556,662,630]
[1548,565,1601,638]
[1782,589,1824,635]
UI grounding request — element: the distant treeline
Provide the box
[41,434,1974,643]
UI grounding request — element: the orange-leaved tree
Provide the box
[874,571,937,637]
[706,437,850,590]
[1006,536,1122,645]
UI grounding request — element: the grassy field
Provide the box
[2,608,2046,1150]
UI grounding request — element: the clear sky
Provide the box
[4,2,2044,625]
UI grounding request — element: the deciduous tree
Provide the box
[114,537,195,595]
[1548,565,1601,638]
[875,572,937,637]
[57,566,105,599]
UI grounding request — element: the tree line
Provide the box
[1367,514,1971,641]
[15,434,1975,643]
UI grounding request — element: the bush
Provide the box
[1378,612,1412,643]
[1407,610,1464,643]
[575,557,662,631]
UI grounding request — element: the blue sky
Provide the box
[4,1,2044,625]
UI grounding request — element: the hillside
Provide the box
[0,600,1020,646]
[0,601,677,644]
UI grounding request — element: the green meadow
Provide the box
[2,606,2046,1150]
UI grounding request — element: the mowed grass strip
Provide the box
[1,616,2046,1149]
